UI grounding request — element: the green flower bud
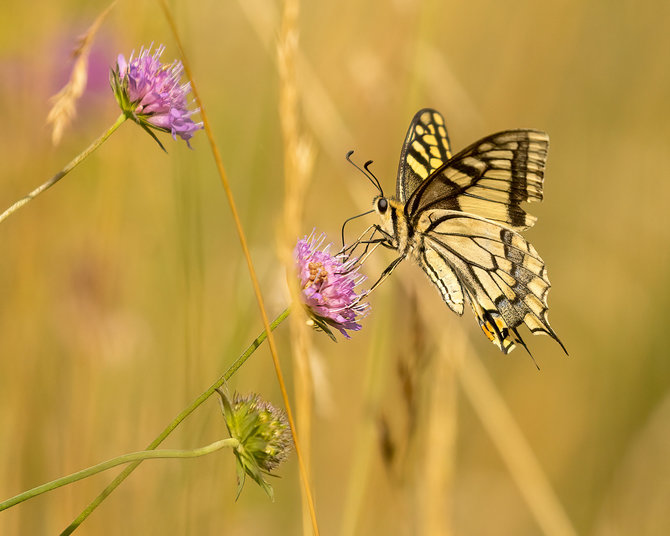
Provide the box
[217,389,292,500]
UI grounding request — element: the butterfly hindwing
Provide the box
[405,129,549,231]
[397,108,452,203]
[416,209,564,354]
[417,242,465,316]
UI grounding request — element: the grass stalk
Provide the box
[158,2,320,534]
[276,0,317,534]
[457,351,578,536]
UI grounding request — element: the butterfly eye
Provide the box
[377,198,388,213]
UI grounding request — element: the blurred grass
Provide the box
[1,0,669,534]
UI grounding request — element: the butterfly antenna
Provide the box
[363,160,384,196]
[346,150,384,196]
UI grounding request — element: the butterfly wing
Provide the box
[397,108,452,203]
[405,129,549,231]
[417,241,466,316]
[416,209,565,354]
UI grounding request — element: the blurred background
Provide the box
[1,0,669,534]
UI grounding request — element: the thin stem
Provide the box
[1,439,238,512]
[0,113,126,225]
[159,3,320,535]
[60,307,290,535]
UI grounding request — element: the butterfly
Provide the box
[362,108,566,355]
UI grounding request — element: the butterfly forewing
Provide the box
[405,129,549,232]
[397,109,452,203]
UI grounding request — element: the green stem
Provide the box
[60,306,291,535]
[0,438,239,512]
[0,113,127,225]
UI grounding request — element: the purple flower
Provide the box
[295,232,369,340]
[111,44,202,146]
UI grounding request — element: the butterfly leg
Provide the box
[339,225,393,265]
[347,224,377,248]
[338,224,380,258]
[363,255,406,298]
[339,238,389,277]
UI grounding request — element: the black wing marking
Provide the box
[417,209,566,354]
[405,130,549,231]
[396,108,452,203]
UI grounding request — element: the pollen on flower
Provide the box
[110,44,203,146]
[305,261,329,289]
[294,231,369,339]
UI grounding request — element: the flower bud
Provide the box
[218,389,292,500]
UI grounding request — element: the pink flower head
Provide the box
[295,232,369,339]
[111,44,202,146]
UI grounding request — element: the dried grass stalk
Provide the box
[277,1,318,535]
[46,1,116,145]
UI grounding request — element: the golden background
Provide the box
[1,0,669,534]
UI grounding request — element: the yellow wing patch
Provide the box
[397,109,452,202]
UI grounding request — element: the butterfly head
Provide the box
[373,194,407,250]
[372,195,392,228]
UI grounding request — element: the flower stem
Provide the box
[0,438,238,512]
[0,113,127,225]
[59,306,290,535]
